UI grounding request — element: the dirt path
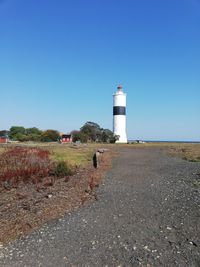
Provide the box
[0,147,200,266]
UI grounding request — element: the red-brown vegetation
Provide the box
[0,147,53,188]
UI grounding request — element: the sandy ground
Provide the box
[0,147,200,266]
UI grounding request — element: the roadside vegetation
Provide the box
[0,146,76,190]
[168,144,200,162]
[0,147,53,189]
[0,143,113,189]
[0,142,114,244]
[0,121,116,193]
[128,142,200,162]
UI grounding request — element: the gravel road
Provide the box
[0,147,200,266]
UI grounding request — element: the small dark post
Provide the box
[93,152,98,168]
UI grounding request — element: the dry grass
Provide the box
[0,143,115,167]
[1,142,199,164]
[126,142,200,162]
[167,143,200,162]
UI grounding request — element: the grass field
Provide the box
[0,142,200,165]
[0,143,114,167]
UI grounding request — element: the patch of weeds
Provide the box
[192,180,200,188]
[189,159,199,162]
[0,147,53,188]
[54,161,73,177]
[182,157,200,162]
[181,148,187,153]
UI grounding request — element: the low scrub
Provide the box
[54,161,73,177]
[0,147,53,188]
[0,146,73,189]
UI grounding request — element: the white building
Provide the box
[113,85,127,143]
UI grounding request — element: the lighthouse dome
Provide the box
[115,85,125,95]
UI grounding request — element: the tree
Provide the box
[113,134,120,143]
[101,129,115,143]
[26,127,42,135]
[15,133,28,142]
[80,122,102,142]
[8,126,43,142]
[26,127,42,142]
[71,130,88,143]
[41,130,60,142]
[9,126,26,140]
[78,122,116,143]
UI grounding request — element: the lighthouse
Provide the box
[113,85,127,143]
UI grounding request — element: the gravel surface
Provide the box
[0,147,200,267]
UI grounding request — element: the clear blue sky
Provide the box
[0,0,200,141]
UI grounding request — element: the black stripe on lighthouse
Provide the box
[113,106,126,115]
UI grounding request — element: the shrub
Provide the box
[54,161,73,177]
[41,130,60,142]
[71,130,88,143]
[0,146,53,188]
[189,159,199,162]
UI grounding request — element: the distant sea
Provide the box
[128,140,200,144]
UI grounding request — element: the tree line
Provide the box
[71,122,117,143]
[0,122,118,143]
[0,127,59,142]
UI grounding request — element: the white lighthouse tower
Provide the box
[113,85,127,143]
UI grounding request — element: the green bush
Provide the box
[54,161,73,177]
[41,129,60,142]
[189,159,199,162]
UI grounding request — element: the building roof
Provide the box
[61,134,71,138]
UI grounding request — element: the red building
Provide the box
[61,134,72,143]
[0,136,9,143]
